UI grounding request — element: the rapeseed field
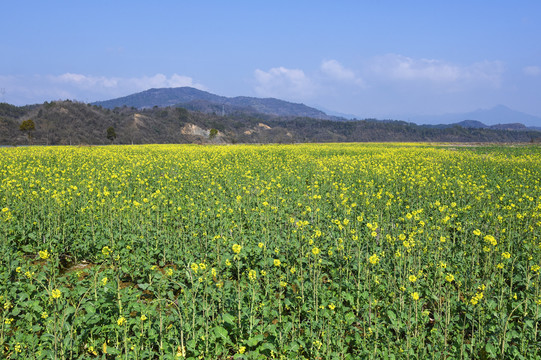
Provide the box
[0,143,540,359]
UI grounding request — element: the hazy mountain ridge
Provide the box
[408,105,541,127]
[92,87,333,119]
[424,119,534,131]
[93,88,541,129]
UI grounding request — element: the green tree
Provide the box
[176,107,189,123]
[209,128,218,139]
[19,119,36,142]
[106,126,117,143]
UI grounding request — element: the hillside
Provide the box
[92,87,333,119]
[2,101,541,146]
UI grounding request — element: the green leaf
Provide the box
[485,342,497,356]
[84,303,96,315]
[213,326,230,343]
[259,342,277,354]
[387,310,397,324]
[138,283,150,290]
[222,313,235,325]
[246,334,264,347]
[344,312,357,325]
[285,341,299,353]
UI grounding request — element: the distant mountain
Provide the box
[92,87,333,119]
[313,105,358,120]
[424,119,536,132]
[409,105,541,127]
[454,120,488,129]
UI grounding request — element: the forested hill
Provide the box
[1,100,541,146]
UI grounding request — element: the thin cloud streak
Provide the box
[366,54,504,88]
[523,66,541,76]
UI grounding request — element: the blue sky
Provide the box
[2,1,540,119]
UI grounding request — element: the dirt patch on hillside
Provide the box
[181,123,210,137]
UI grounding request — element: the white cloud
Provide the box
[0,73,206,105]
[320,59,364,86]
[252,55,504,107]
[254,67,316,100]
[127,74,204,90]
[51,73,119,88]
[253,61,365,102]
[523,66,541,76]
[371,54,460,82]
[368,54,504,88]
[51,73,205,92]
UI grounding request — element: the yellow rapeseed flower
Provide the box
[232,244,242,254]
[411,292,420,301]
[470,292,483,305]
[274,259,281,267]
[312,247,320,256]
[101,246,111,256]
[368,254,380,265]
[484,235,497,246]
[51,289,62,299]
[248,269,257,282]
[409,275,417,283]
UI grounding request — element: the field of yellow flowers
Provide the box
[1,143,540,359]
